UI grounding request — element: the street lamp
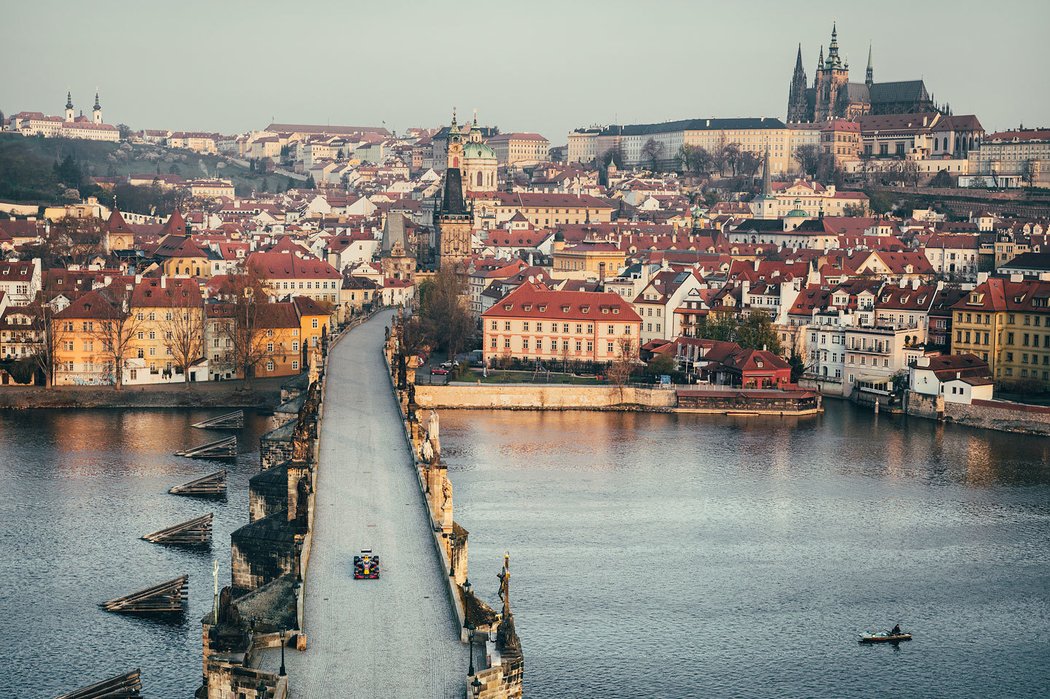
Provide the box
[471,675,482,698]
[466,621,476,677]
[256,678,267,699]
[279,629,286,677]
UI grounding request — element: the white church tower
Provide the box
[92,92,103,124]
[65,92,74,122]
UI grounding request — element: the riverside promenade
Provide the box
[272,310,463,696]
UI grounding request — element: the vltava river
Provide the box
[442,402,1050,698]
[2,403,1048,697]
[0,408,274,698]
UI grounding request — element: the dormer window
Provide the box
[504,304,512,311]
[539,305,547,312]
[561,306,570,313]
[523,304,532,311]
[968,293,983,304]
[613,308,620,314]
[581,306,590,313]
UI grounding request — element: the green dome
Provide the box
[463,142,496,160]
[786,208,808,218]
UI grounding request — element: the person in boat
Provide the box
[891,624,902,636]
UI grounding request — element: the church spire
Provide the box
[816,45,824,74]
[93,91,101,111]
[761,148,772,197]
[66,91,74,110]
[865,44,874,86]
[786,44,809,123]
[826,22,842,68]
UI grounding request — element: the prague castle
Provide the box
[787,24,943,123]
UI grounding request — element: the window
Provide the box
[505,321,511,331]
[266,361,275,371]
[292,360,299,370]
[267,343,274,353]
[504,338,511,348]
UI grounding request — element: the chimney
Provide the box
[161,276,167,289]
[599,262,606,287]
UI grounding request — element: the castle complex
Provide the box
[787,24,943,123]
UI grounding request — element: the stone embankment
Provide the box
[906,390,1050,436]
[417,382,822,416]
[0,379,284,409]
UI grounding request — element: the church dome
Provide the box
[786,208,808,218]
[463,141,496,160]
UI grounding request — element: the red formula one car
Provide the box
[353,549,380,579]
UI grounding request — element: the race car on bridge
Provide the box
[354,549,380,579]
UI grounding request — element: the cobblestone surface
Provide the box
[262,311,464,697]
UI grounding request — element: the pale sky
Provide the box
[4,0,1047,142]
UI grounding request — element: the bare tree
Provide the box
[1020,159,1035,188]
[28,302,63,387]
[222,291,270,386]
[641,138,665,172]
[607,336,636,386]
[162,289,205,386]
[793,145,822,178]
[677,144,711,176]
[89,290,144,390]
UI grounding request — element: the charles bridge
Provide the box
[195,308,523,698]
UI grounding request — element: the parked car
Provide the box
[431,367,449,376]
[353,550,380,579]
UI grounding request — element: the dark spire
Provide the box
[761,148,772,197]
[441,168,466,216]
[816,45,824,73]
[865,44,874,87]
[787,45,809,123]
[66,91,73,110]
[94,91,101,110]
[826,22,842,68]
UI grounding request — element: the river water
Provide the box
[441,403,1050,699]
[2,403,1049,698]
[0,408,274,698]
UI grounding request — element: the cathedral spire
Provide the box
[786,44,809,123]
[827,22,841,68]
[816,45,824,73]
[865,44,874,86]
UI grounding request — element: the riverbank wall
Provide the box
[417,383,822,415]
[905,390,1050,436]
[0,380,284,410]
[416,383,676,411]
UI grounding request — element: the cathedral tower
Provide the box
[786,44,809,123]
[865,45,874,87]
[813,24,850,121]
[436,109,473,271]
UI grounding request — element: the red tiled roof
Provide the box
[247,251,340,280]
[481,283,641,322]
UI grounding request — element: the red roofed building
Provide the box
[246,251,341,304]
[481,284,641,365]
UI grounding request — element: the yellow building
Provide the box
[159,236,212,278]
[53,286,131,386]
[129,277,205,382]
[293,296,332,354]
[551,242,627,279]
[950,277,1050,388]
[485,192,614,228]
[255,302,303,378]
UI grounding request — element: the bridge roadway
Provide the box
[263,310,463,697]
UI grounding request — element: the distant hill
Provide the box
[0,133,295,205]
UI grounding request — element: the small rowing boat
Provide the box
[859,631,912,644]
